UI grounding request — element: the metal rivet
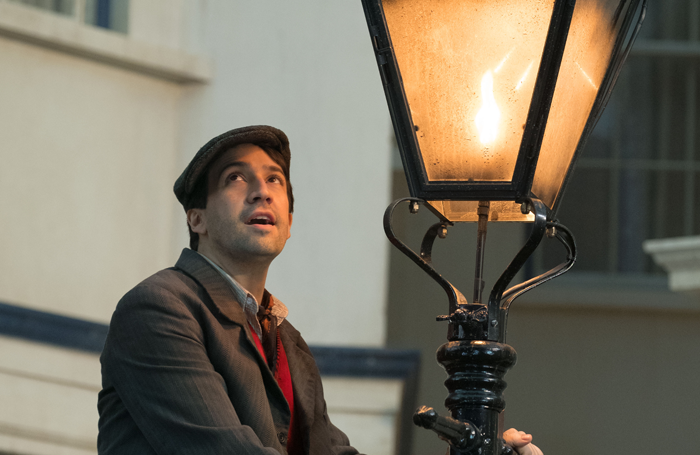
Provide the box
[546,226,557,238]
[438,225,448,239]
[409,201,419,214]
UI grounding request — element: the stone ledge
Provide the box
[643,236,700,298]
[0,1,212,84]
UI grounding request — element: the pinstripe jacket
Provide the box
[97,249,359,455]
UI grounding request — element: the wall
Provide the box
[0,10,183,324]
[0,0,395,453]
[505,300,700,455]
[0,335,99,455]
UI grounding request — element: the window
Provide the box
[535,0,700,276]
[10,0,73,16]
[8,0,129,33]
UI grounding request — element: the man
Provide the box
[98,125,359,454]
[97,125,541,455]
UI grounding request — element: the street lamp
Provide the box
[361,1,646,454]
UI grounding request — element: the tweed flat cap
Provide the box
[174,125,290,207]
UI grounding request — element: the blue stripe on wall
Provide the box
[0,301,420,379]
[0,301,108,353]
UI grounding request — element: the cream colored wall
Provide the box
[323,377,405,455]
[0,336,99,455]
[0,35,183,323]
[128,0,186,49]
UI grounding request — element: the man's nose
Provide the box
[247,177,272,204]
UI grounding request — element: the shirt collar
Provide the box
[196,252,288,338]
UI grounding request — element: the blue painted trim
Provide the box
[0,302,421,379]
[0,301,108,353]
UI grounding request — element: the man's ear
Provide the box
[286,213,293,239]
[187,209,207,235]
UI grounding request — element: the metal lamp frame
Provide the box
[362,0,647,217]
[384,197,575,455]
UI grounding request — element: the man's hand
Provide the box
[503,428,543,455]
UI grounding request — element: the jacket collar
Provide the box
[174,248,249,327]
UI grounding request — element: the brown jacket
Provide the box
[98,249,359,455]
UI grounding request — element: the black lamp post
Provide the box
[360,1,646,454]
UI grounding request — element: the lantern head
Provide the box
[362,0,646,222]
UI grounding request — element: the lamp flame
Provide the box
[475,70,500,144]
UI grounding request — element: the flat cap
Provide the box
[174,125,290,207]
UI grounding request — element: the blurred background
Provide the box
[0,1,698,455]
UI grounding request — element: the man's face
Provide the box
[191,143,293,264]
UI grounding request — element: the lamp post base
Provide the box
[414,339,517,455]
[440,339,516,455]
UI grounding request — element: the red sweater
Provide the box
[249,324,297,453]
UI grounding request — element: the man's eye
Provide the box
[228,173,243,181]
[268,176,283,184]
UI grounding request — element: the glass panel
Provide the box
[662,171,688,239]
[10,0,74,15]
[640,0,689,40]
[85,0,129,33]
[383,0,555,181]
[427,200,534,223]
[617,168,652,272]
[532,0,632,209]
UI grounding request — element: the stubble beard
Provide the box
[221,235,284,264]
[210,219,286,265]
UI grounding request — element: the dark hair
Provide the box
[185,146,294,251]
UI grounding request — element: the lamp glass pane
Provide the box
[383,0,555,182]
[427,200,535,223]
[532,0,630,208]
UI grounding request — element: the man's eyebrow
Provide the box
[218,160,246,171]
[264,164,285,174]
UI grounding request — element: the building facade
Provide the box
[0,1,397,453]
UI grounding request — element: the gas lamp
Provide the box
[361,1,646,454]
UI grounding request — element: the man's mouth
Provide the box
[246,214,275,226]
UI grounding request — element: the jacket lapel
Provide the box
[174,249,291,425]
[174,248,248,326]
